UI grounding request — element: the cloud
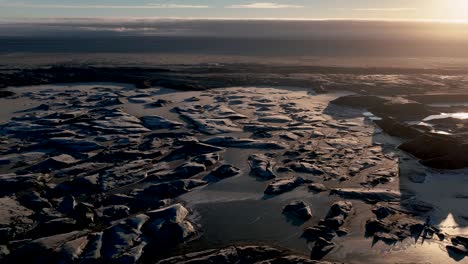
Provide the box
[0,3,210,9]
[351,8,416,12]
[227,2,302,9]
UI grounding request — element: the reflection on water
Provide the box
[406,121,432,126]
[363,112,382,121]
[432,130,452,135]
[439,213,468,234]
[423,112,468,121]
[400,120,452,135]
[430,103,468,107]
[413,171,468,233]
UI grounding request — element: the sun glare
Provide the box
[456,0,468,8]
[452,0,468,18]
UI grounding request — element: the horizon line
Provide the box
[0,17,468,24]
[0,16,468,24]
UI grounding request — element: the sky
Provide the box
[0,0,468,21]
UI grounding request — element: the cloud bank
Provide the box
[351,8,416,12]
[0,3,210,9]
[227,2,303,9]
[0,2,305,9]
